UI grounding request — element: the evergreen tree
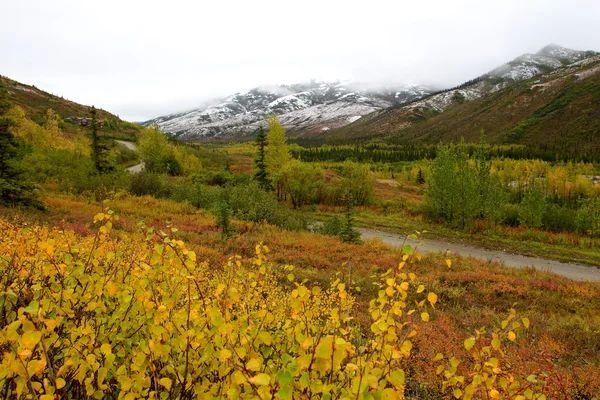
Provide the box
[338,190,361,244]
[215,201,232,238]
[90,106,101,171]
[253,125,270,190]
[416,168,425,184]
[0,79,39,207]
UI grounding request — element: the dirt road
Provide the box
[115,140,144,173]
[359,228,600,281]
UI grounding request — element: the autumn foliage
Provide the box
[0,210,557,399]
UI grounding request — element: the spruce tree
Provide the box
[0,79,38,207]
[90,105,101,171]
[216,201,232,238]
[253,125,270,190]
[339,190,361,244]
[416,168,425,184]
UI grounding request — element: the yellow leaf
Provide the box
[220,349,232,361]
[522,317,530,329]
[446,259,452,269]
[22,331,42,350]
[158,377,172,390]
[508,331,516,341]
[464,337,476,351]
[421,312,430,322]
[56,378,66,389]
[101,343,112,355]
[106,281,117,297]
[246,358,262,371]
[232,371,246,385]
[427,292,438,306]
[249,373,270,386]
[416,285,425,293]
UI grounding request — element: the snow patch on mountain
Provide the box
[145,81,433,140]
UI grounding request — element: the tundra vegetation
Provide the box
[0,94,599,398]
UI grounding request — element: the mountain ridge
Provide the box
[317,44,599,144]
[145,44,597,142]
[143,81,435,140]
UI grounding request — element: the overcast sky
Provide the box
[2,0,599,121]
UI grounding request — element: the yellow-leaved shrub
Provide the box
[0,211,545,399]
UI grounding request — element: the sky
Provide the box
[2,0,599,121]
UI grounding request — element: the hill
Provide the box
[143,81,434,141]
[0,74,140,138]
[317,45,600,151]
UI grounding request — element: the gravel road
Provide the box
[359,228,600,281]
[115,140,144,173]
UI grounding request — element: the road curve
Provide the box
[359,228,600,282]
[115,140,144,173]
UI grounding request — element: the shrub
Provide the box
[542,204,576,233]
[501,203,522,227]
[129,172,166,197]
[0,213,548,399]
[227,183,307,231]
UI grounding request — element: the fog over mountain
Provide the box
[1,0,599,121]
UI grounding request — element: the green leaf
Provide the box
[389,370,405,388]
[276,385,292,400]
[491,339,501,350]
[23,301,39,314]
[277,370,292,386]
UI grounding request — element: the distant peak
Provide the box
[536,44,575,57]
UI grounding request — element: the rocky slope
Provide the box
[143,82,433,141]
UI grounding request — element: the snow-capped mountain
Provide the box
[324,45,599,142]
[145,45,596,141]
[143,81,433,140]
[488,44,596,82]
[365,45,597,121]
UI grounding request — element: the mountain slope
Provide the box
[1,75,141,138]
[1,75,119,122]
[320,45,599,144]
[143,82,434,141]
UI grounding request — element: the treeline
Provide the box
[291,144,436,163]
[425,141,600,236]
[291,143,600,164]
